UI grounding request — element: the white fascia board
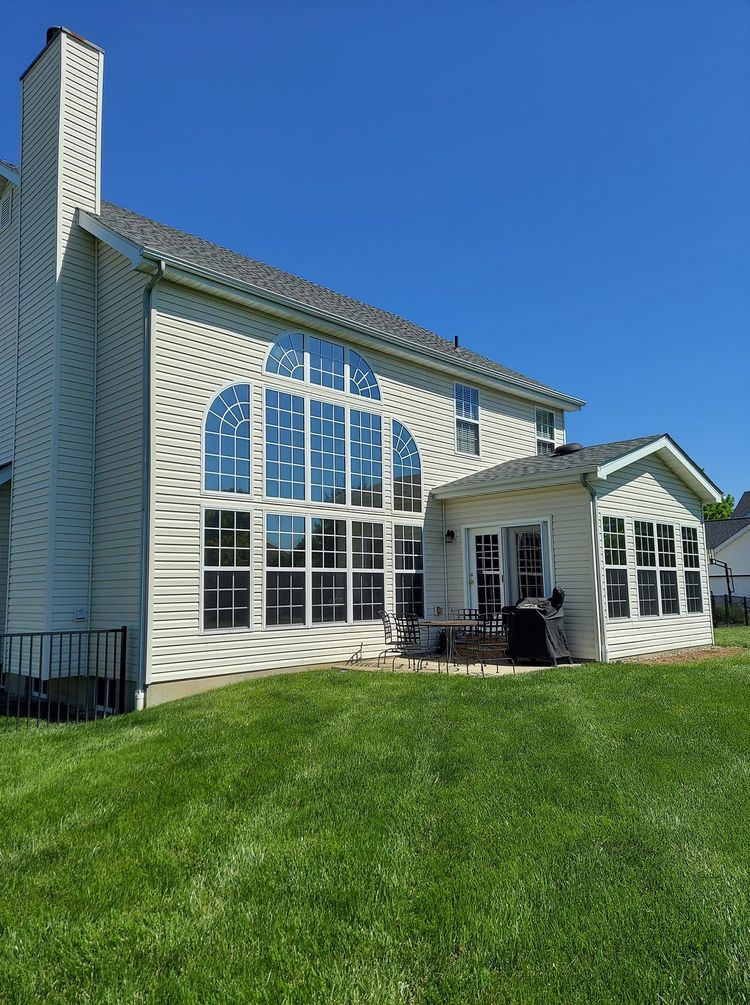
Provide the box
[596,435,722,504]
[0,162,20,186]
[431,470,583,500]
[77,210,144,267]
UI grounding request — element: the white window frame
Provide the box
[394,524,425,617]
[535,408,556,456]
[634,520,660,618]
[655,522,680,616]
[262,333,382,401]
[200,506,254,635]
[454,382,480,457]
[602,515,630,620]
[262,386,384,511]
[201,380,253,499]
[681,525,704,614]
[261,511,386,630]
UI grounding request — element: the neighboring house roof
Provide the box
[432,433,722,503]
[706,518,750,552]
[81,201,584,409]
[732,491,750,519]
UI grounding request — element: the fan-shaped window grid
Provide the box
[395,525,424,617]
[204,385,251,493]
[264,333,380,400]
[392,421,422,513]
[203,510,251,630]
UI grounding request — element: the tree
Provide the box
[704,494,735,521]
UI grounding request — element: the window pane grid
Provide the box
[535,409,555,456]
[392,420,422,513]
[656,524,676,567]
[685,570,703,613]
[265,390,305,500]
[349,350,381,399]
[681,527,700,568]
[606,569,630,619]
[204,383,251,494]
[353,521,384,621]
[660,571,680,614]
[309,337,345,391]
[310,400,346,504]
[603,517,627,566]
[350,410,383,508]
[455,384,480,456]
[265,334,381,400]
[203,509,251,630]
[395,525,424,617]
[266,333,305,380]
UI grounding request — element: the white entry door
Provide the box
[467,523,548,612]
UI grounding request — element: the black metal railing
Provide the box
[0,627,127,728]
[711,595,749,628]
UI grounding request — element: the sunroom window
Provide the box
[602,516,629,619]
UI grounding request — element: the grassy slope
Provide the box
[715,625,750,648]
[2,657,750,1005]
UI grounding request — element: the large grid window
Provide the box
[682,527,703,613]
[635,520,659,616]
[657,524,679,615]
[265,514,306,626]
[352,522,385,621]
[204,384,251,494]
[264,333,381,400]
[311,518,347,623]
[392,421,422,513]
[602,516,629,619]
[395,526,424,617]
[309,337,345,391]
[455,383,480,455]
[350,411,383,508]
[265,390,305,500]
[535,408,556,456]
[310,401,346,504]
[203,510,251,630]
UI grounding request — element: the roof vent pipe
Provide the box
[453,335,459,348]
[553,442,583,456]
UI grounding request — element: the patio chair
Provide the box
[377,611,401,669]
[394,614,436,671]
[452,612,515,676]
[449,608,480,620]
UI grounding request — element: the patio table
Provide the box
[419,619,479,671]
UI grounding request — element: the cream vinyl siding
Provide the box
[7,35,62,631]
[89,245,148,677]
[442,483,600,660]
[593,456,713,657]
[147,281,555,682]
[8,32,103,632]
[0,180,19,462]
[0,482,10,634]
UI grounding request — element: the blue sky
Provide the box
[2,1,748,500]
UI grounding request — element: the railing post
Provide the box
[118,626,128,714]
[745,596,748,628]
[724,594,730,627]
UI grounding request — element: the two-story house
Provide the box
[0,28,721,708]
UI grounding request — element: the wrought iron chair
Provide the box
[377,611,401,670]
[452,612,515,676]
[449,608,480,621]
[394,614,436,671]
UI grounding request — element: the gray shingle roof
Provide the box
[94,201,580,403]
[705,518,750,551]
[732,491,750,519]
[433,435,664,495]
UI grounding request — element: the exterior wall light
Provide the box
[445,529,456,544]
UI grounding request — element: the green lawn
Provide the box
[3,656,750,1004]
[715,625,750,648]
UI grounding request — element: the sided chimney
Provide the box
[7,28,104,632]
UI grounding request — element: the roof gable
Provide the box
[81,201,584,410]
[706,518,750,552]
[432,433,721,503]
[732,491,750,519]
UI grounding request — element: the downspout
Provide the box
[136,260,166,710]
[581,474,607,662]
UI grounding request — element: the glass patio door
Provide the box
[467,523,549,612]
[468,530,504,614]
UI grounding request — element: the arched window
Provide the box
[392,421,422,512]
[266,333,305,380]
[204,384,251,493]
[264,333,381,400]
[349,350,381,400]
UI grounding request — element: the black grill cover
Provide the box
[503,590,571,664]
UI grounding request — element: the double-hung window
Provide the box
[265,514,306,626]
[535,408,556,456]
[634,521,659,616]
[455,383,480,455]
[602,516,629,618]
[656,524,680,615]
[395,526,424,617]
[352,522,385,621]
[203,510,252,630]
[681,526,703,613]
